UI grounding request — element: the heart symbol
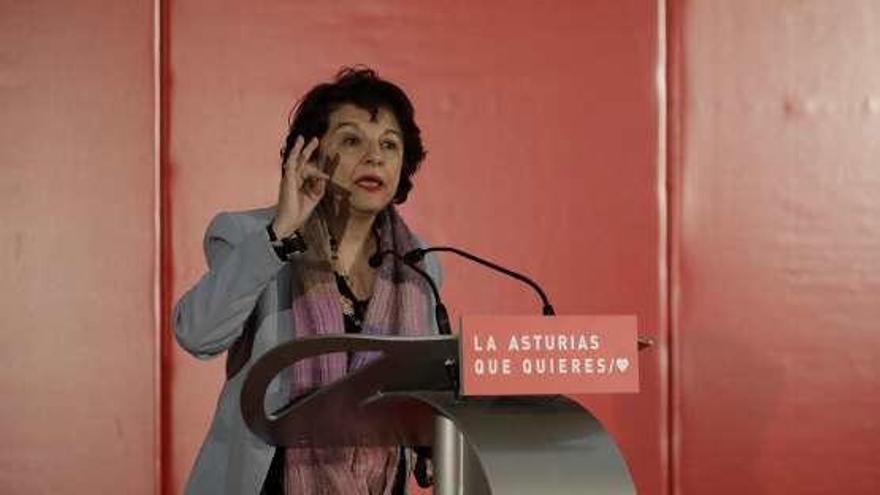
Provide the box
[616,358,630,373]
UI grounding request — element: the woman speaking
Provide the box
[173,67,441,494]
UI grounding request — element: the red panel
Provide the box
[168,1,664,493]
[0,1,157,493]
[671,1,880,493]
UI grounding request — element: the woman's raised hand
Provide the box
[271,136,333,238]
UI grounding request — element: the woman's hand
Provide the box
[272,136,333,238]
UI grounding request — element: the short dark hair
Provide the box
[280,66,426,204]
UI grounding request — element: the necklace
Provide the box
[328,228,380,304]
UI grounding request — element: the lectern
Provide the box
[241,333,642,494]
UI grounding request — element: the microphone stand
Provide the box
[404,246,556,316]
[368,249,451,336]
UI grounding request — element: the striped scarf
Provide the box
[283,206,432,494]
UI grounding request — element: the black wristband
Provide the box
[267,223,307,262]
[281,231,308,255]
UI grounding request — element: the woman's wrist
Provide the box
[267,218,308,262]
[270,217,300,239]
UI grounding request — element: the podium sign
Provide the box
[460,315,639,396]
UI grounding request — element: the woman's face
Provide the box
[320,103,404,216]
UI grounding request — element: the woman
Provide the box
[173,67,441,495]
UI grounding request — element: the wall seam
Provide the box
[152,0,163,492]
[655,1,673,495]
[664,1,684,494]
[154,0,172,492]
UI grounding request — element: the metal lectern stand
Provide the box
[241,334,638,494]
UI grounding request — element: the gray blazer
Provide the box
[173,207,441,495]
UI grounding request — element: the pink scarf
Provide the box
[283,207,432,494]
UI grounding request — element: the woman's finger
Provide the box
[301,162,330,181]
[294,162,326,192]
[303,174,327,201]
[284,136,305,172]
[298,137,320,170]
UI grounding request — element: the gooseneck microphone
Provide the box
[368,249,452,335]
[403,246,556,316]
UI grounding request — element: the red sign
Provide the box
[459,315,639,396]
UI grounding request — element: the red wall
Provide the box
[0,1,157,493]
[669,1,880,493]
[166,1,664,493]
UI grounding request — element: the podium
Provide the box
[241,333,639,494]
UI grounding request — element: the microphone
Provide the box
[399,247,655,349]
[368,249,452,335]
[403,246,556,316]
